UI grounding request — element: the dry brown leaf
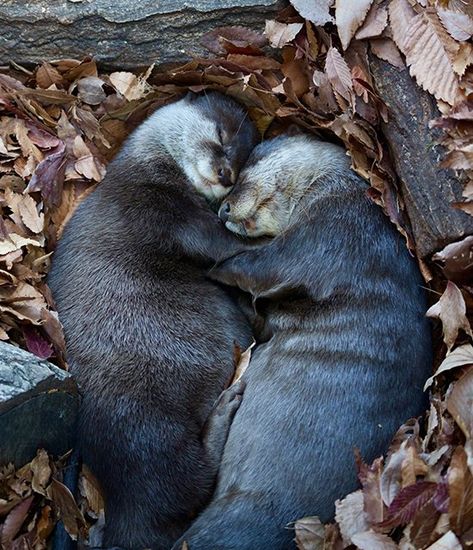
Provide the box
[77,76,107,106]
[389,0,417,53]
[438,7,473,41]
[72,136,106,182]
[432,235,473,284]
[334,490,369,545]
[400,444,428,487]
[109,65,154,101]
[424,344,473,390]
[265,21,303,49]
[325,47,354,103]
[356,3,388,40]
[351,530,399,549]
[447,446,473,535]
[30,450,52,498]
[1,496,34,546]
[404,10,462,105]
[426,281,473,351]
[447,369,473,445]
[46,478,87,541]
[18,193,44,234]
[289,0,334,26]
[336,0,374,50]
[78,465,104,519]
[36,63,63,89]
[370,38,405,69]
[294,516,325,550]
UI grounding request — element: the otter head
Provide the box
[140,92,258,203]
[218,135,349,237]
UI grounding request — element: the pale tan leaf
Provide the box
[108,64,154,101]
[356,4,388,40]
[0,234,41,255]
[232,341,254,384]
[36,62,63,89]
[424,344,473,390]
[335,490,369,545]
[325,47,354,102]
[289,0,334,26]
[370,38,405,69]
[30,449,52,496]
[404,10,462,105]
[18,193,44,234]
[425,531,461,549]
[264,21,303,48]
[438,7,473,41]
[336,0,374,49]
[352,530,399,549]
[426,281,473,350]
[453,42,473,76]
[294,516,325,550]
[389,0,417,52]
[447,368,473,441]
[72,136,106,182]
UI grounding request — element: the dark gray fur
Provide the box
[174,136,432,549]
[48,93,258,549]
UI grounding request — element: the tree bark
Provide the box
[0,342,78,467]
[369,56,473,259]
[0,0,283,71]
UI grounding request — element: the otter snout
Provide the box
[219,201,232,222]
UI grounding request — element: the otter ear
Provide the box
[285,124,305,137]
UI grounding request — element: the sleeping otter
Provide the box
[173,134,432,549]
[48,93,258,549]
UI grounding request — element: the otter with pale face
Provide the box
[48,93,258,549]
[174,134,432,549]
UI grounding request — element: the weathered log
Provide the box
[0,0,282,71]
[369,56,473,259]
[0,342,78,467]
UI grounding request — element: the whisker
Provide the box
[235,110,248,139]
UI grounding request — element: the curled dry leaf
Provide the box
[108,65,154,101]
[1,496,34,546]
[294,516,325,550]
[265,21,304,48]
[447,369,473,445]
[335,0,374,50]
[388,0,417,53]
[447,446,473,535]
[370,39,405,69]
[424,343,473,390]
[46,478,87,541]
[30,449,52,496]
[334,490,369,545]
[432,235,473,284]
[356,3,388,40]
[426,281,473,351]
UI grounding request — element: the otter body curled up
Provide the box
[175,135,432,550]
[48,93,257,549]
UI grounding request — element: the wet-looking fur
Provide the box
[174,134,432,549]
[48,92,258,549]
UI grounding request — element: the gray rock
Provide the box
[0,342,78,467]
[0,0,283,70]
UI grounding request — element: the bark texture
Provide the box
[0,342,78,467]
[370,56,473,258]
[0,0,282,70]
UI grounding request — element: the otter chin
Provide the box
[175,133,432,550]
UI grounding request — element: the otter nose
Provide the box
[218,168,233,188]
[219,201,231,223]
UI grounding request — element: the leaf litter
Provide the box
[0,0,472,548]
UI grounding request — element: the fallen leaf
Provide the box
[18,193,44,234]
[438,7,473,42]
[432,236,473,284]
[425,531,462,550]
[77,76,106,105]
[388,0,417,52]
[426,281,473,351]
[294,516,325,550]
[325,47,354,103]
[265,21,304,48]
[351,530,399,549]
[378,481,437,528]
[447,369,473,446]
[289,0,334,26]
[46,478,87,541]
[335,490,369,544]
[370,39,405,69]
[30,449,52,496]
[1,496,34,546]
[336,0,374,50]
[424,344,473,390]
[447,446,473,534]
[356,3,388,40]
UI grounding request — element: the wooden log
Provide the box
[369,56,473,258]
[0,0,283,71]
[0,342,78,467]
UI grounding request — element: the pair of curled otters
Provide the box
[49,93,432,550]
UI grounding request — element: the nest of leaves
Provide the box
[0,0,472,548]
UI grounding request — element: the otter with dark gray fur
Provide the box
[174,134,432,550]
[48,93,258,549]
